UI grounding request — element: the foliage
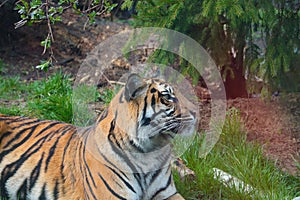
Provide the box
[13,0,118,70]
[125,0,300,93]
[0,105,23,116]
[0,76,28,100]
[27,72,73,122]
[0,72,115,125]
[0,73,73,122]
[245,1,300,92]
[99,87,116,105]
[15,0,117,26]
[174,108,300,199]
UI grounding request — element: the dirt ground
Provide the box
[0,11,299,176]
[228,98,299,175]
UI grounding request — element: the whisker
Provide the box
[147,123,179,138]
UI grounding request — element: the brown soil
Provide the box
[229,98,299,175]
[0,11,299,176]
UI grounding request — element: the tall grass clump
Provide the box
[174,108,299,199]
[0,72,105,126]
[0,73,75,123]
[26,73,73,123]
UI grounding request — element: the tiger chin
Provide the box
[0,73,196,200]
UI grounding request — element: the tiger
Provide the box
[0,73,197,200]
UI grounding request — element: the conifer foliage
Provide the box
[125,0,300,97]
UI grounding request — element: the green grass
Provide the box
[0,76,29,100]
[0,72,110,125]
[0,59,8,74]
[0,73,299,199]
[26,72,73,122]
[174,108,300,199]
[0,73,74,122]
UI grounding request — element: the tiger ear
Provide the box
[125,73,146,101]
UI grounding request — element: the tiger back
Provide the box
[0,74,196,200]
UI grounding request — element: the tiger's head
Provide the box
[105,73,197,152]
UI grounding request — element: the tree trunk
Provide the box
[223,52,248,99]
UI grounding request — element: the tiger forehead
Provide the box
[146,79,175,94]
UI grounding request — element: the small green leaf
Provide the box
[36,60,51,71]
[40,38,51,49]
[57,6,64,14]
[49,7,56,14]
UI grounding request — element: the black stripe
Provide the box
[119,92,124,103]
[0,129,51,197]
[84,191,90,200]
[60,145,75,195]
[29,153,45,190]
[97,149,129,180]
[0,124,39,162]
[148,168,162,183]
[2,121,61,151]
[46,125,67,141]
[0,181,9,198]
[160,97,169,106]
[0,136,47,189]
[60,133,76,183]
[84,171,97,200]
[98,173,127,200]
[134,173,144,193]
[158,91,163,97]
[78,141,97,200]
[78,141,85,180]
[107,112,145,192]
[0,125,56,193]
[108,133,122,150]
[97,109,108,122]
[39,184,47,200]
[44,126,72,172]
[0,130,12,145]
[9,117,39,126]
[163,192,178,200]
[129,140,145,153]
[108,134,144,191]
[6,116,39,123]
[8,116,28,122]
[141,96,148,121]
[35,122,62,138]
[105,164,136,193]
[151,95,156,110]
[109,112,117,134]
[141,117,151,126]
[3,124,39,149]
[150,88,157,93]
[82,135,97,187]
[17,178,27,199]
[54,179,59,200]
[108,112,119,148]
[168,108,176,116]
[150,173,172,199]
